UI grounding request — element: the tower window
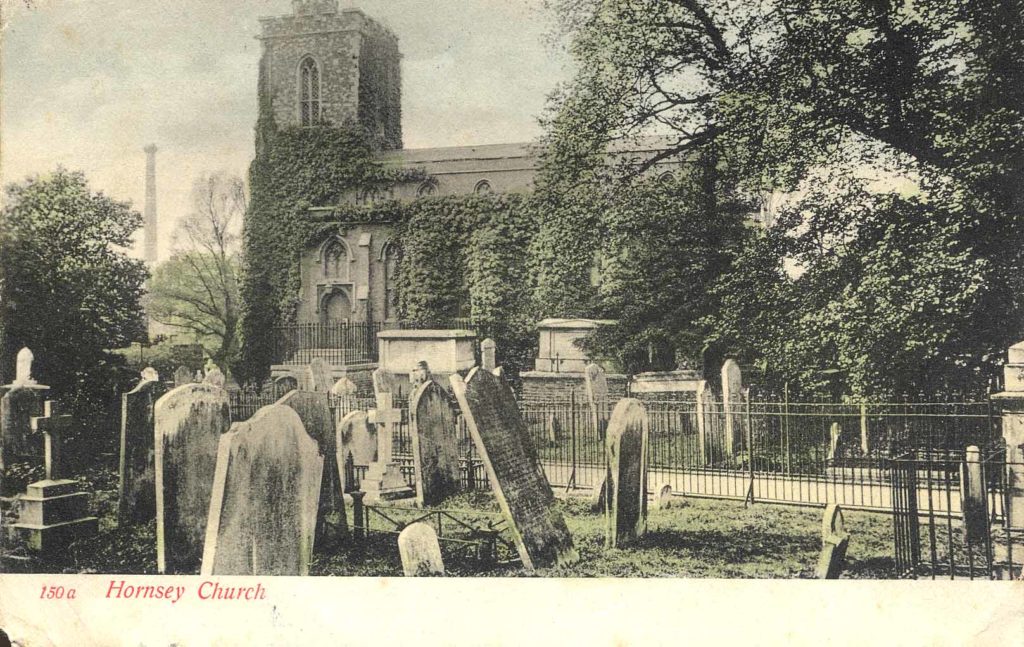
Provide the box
[299,57,321,126]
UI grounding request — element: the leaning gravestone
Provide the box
[173,366,194,388]
[605,398,649,548]
[202,404,323,576]
[410,380,462,507]
[277,390,348,542]
[398,522,445,576]
[117,371,164,525]
[815,504,850,579]
[590,473,610,513]
[451,367,578,570]
[155,382,230,574]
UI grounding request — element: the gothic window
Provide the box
[417,181,438,197]
[323,239,347,280]
[382,241,402,320]
[299,57,321,126]
[474,180,493,195]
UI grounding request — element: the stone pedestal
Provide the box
[359,462,413,502]
[13,480,98,553]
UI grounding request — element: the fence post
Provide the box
[860,402,870,455]
[745,388,755,506]
[351,491,366,542]
[569,389,578,490]
[960,446,988,547]
[695,380,708,467]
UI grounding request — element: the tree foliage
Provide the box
[147,172,244,371]
[0,169,146,416]
[544,0,1024,396]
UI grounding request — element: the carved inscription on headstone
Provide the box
[605,398,649,548]
[410,380,461,507]
[202,404,323,576]
[451,368,578,570]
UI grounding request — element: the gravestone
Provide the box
[1,348,48,470]
[337,410,377,466]
[481,339,497,372]
[815,504,850,579]
[373,367,411,405]
[118,373,164,525]
[307,358,334,393]
[155,382,231,574]
[202,403,323,576]
[203,366,226,389]
[173,366,194,387]
[277,390,348,542]
[961,445,988,545]
[546,413,560,444]
[363,391,414,501]
[605,398,649,548]
[410,380,461,507]
[451,367,578,570]
[330,375,358,398]
[13,398,99,553]
[828,422,842,462]
[398,522,445,576]
[721,360,743,456]
[274,374,299,394]
[653,483,676,510]
[584,363,610,439]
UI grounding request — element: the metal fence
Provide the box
[891,448,1022,580]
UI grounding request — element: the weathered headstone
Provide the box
[451,367,578,569]
[961,445,988,545]
[203,366,226,389]
[398,522,445,576]
[481,339,497,372]
[307,357,334,393]
[590,474,610,513]
[545,413,560,444]
[410,380,461,507]
[721,359,743,456]
[1,349,48,470]
[31,401,72,481]
[155,382,231,574]
[173,366,194,387]
[330,375,358,398]
[605,398,649,548]
[118,374,164,525]
[274,374,299,394]
[653,483,676,510]
[337,410,377,466]
[277,390,348,543]
[815,504,850,579]
[584,363,610,439]
[828,422,842,462]
[202,403,323,576]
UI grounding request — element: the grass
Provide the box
[4,467,896,577]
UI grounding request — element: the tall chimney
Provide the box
[143,144,158,265]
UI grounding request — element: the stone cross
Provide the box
[31,401,73,480]
[369,392,402,464]
[815,504,850,579]
[481,339,497,372]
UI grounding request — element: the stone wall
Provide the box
[521,372,628,401]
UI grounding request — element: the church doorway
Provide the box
[321,291,353,324]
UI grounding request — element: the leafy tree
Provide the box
[147,172,244,372]
[543,0,1024,396]
[0,169,147,418]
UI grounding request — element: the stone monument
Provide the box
[410,380,461,507]
[605,398,649,548]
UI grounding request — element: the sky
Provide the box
[0,0,572,260]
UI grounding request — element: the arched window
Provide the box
[474,180,493,195]
[323,239,347,279]
[417,181,438,197]
[299,57,321,127]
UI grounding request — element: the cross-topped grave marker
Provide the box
[31,401,73,481]
[363,389,413,500]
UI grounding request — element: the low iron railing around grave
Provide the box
[891,447,1023,580]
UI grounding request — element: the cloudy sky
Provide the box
[1,0,572,260]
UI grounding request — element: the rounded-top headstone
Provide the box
[654,483,674,510]
[398,522,445,576]
[141,367,160,382]
[15,347,35,385]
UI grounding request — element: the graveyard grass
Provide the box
[7,470,894,577]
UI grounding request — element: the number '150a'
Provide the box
[40,585,76,599]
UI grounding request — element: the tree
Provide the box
[147,172,244,372]
[543,0,1024,396]
[0,168,147,412]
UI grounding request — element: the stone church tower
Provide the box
[258,0,402,150]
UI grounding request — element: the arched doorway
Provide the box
[321,290,353,324]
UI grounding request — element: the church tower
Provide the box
[257,0,402,150]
